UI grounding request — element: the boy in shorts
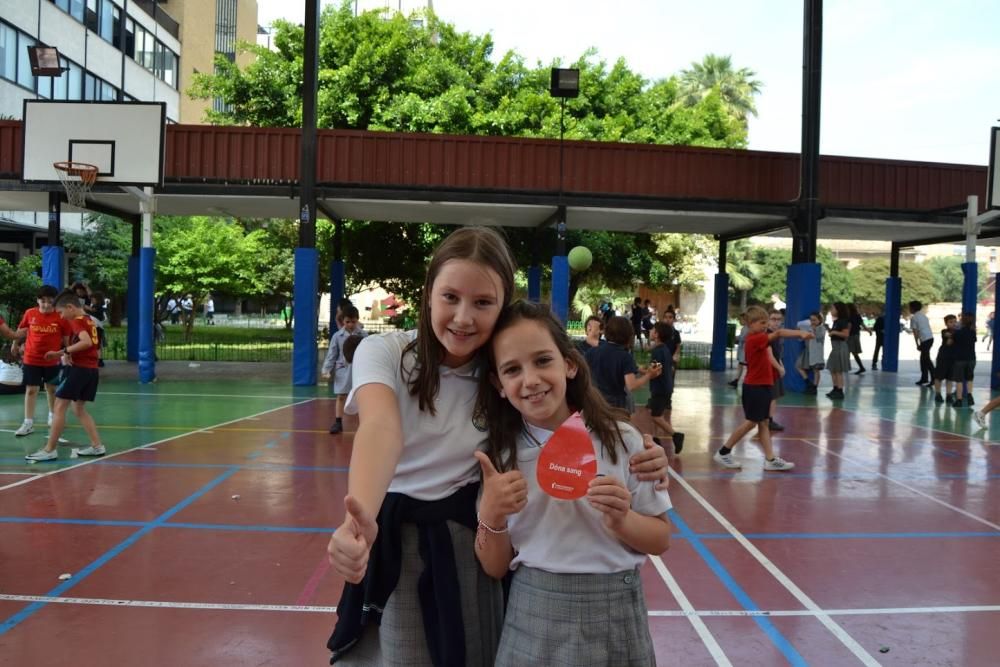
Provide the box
[12,285,69,437]
[322,305,366,434]
[713,306,812,471]
[25,290,105,462]
[649,321,684,455]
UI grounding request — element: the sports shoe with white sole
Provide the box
[25,448,57,462]
[764,456,795,471]
[713,451,742,469]
[14,421,33,437]
[76,445,106,457]
[973,410,987,430]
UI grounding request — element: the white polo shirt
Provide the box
[911,311,933,343]
[345,330,485,501]
[507,420,672,574]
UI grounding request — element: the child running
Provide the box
[322,304,367,434]
[475,300,671,667]
[324,228,669,665]
[713,306,812,471]
[11,285,69,437]
[25,289,105,461]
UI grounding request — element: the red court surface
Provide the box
[1,378,998,666]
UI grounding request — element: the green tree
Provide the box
[678,54,763,124]
[154,216,259,299]
[64,214,132,325]
[0,255,42,323]
[722,239,761,310]
[851,259,939,306]
[187,3,752,307]
[925,256,965,302]
[749,246,853,305]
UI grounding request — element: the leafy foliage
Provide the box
[850,259,939,306]
[0,254,43,322]
[678,54,763,124]
[748,246,854,305]
[64,214,132,297]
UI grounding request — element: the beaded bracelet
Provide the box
[476,512,508,534]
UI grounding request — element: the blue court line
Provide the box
[668,509,808,666]
[0,465,241,635]
[0,516,334,534]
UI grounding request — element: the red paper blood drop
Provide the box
[536,412,597,499]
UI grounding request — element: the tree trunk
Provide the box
[234,300,242,316]
[739,290,748,311]
[110,295,124,327]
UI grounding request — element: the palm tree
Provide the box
[678,54,762,123]
[724,239,761,310]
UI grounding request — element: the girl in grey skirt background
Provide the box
[476,300,671,667]
[826,302,851,400]
[324,229,670,666]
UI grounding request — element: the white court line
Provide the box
[0,399,316,492]
[668,469,882,667]
[800,439,1000,532]
[3,593,995,618]
[648,555,731,666]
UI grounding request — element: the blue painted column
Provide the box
[961,262,978,317]
[992,274,1000,391]
[781,263,821,393]
[551,256,569,325]
[709,272,729,372]
[528,265,541,302]
[126,255,139,362]
[293,248,319,386]
[137,247,156,383]
[329,259,344,333]
[882,277,902,373]
[41,246,64,290]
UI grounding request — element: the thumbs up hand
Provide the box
[327,495,379,584]
[475,451,528,527]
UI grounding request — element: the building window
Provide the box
[16,33,35,90]
[85,0,99,32]
[125,17,135,57]
[67,61,83,99]
[70,0,85,21]
[99,0,116,42]
[0,23,15,83]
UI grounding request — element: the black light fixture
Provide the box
[550,67,580,98]
[27,46,67,76]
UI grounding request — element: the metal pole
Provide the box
[559,97,565,200]
[793,0,822,265]
[298,0,320,249]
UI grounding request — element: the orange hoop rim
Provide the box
[53,161,99,185]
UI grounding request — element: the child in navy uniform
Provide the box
[584,316,661,412]
[476,300,671,667]
[933,315,956,404]
[649,321,684,455]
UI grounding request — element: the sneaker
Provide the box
[854,368,866,375]
[966,394,975,406]
[768,420,785,432]
[827,388,844,399]
[713,450,741,469]
[804,383,818,395]
[727,379,739,387]
[25,448,57,462]
[916,380,928,386]
[14,421,34,437]
[934,393,944,404]
[973,410,987,429]
[764,456,795,471]
[671,432,685,455]
[329,421,343,434]
[872,364,878,371]
[946,393,955,405]
[76,445,106,457]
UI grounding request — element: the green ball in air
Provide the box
[567,246,593,271]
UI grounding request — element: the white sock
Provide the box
[24,418,33,426]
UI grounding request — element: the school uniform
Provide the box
[933,328,955,382]
[950,326,976,382]
[18,308,70,387]
[57,316,100,402]
[329,331,502,666]
[796,321,826,371]
[769,331,785,399]
[827,318,850,373]
[647,343,673,416]
[584,342,637,410]
[495,421,670,667]
[322,326,368,395]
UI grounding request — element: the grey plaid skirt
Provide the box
[827,339,850,373]
[847,334,862,355]
[495,566,655,667]
[334,521,503,666]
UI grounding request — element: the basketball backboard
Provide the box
[21,100,166,187]
[990,126,1000,210]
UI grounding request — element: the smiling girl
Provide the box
[325,228,673,666]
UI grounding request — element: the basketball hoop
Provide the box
[53,161,98,208]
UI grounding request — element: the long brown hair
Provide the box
[404,227,516,414]
[482,300,628,472]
